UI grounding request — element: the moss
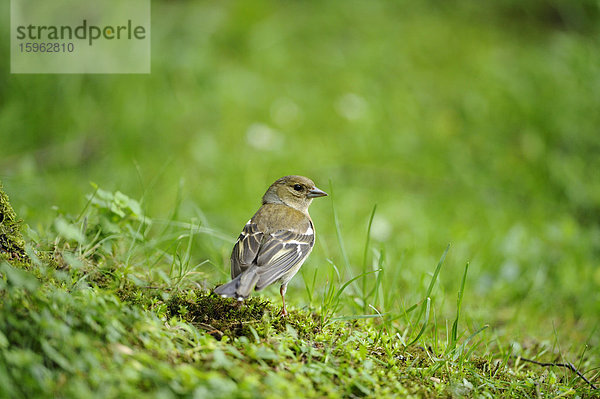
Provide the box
[165,290,321,340]
[0,182,28,264]
[166,291,274,340]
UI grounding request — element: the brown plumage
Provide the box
[214,175,327,316]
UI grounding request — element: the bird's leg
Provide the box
[280,284,288,317]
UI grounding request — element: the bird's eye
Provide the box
[293,184,303,191]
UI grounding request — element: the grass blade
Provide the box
[407,297,431,346]
[447,262,469,354]
[361,204,377,311]
[328,180,354,290]
[413,245,449,328]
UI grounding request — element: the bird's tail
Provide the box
[214,266,260,300]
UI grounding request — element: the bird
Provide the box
[214,175,327,316]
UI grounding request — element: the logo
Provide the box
[11,0,151,74]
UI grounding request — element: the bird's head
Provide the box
[262,175,328,213]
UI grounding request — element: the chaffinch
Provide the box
[214,175,327,316]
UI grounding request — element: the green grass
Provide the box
[1,183,598,397]
[1,0,600,396]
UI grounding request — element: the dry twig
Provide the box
[514,356,598,390]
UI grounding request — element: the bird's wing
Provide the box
[254,228,314,290]
[230,221,263,278]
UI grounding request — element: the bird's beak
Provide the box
[307,187,328,198]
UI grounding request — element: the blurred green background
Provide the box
[2,0,599,356]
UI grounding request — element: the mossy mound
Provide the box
[0,182,28,263]
[166,290,320,340]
